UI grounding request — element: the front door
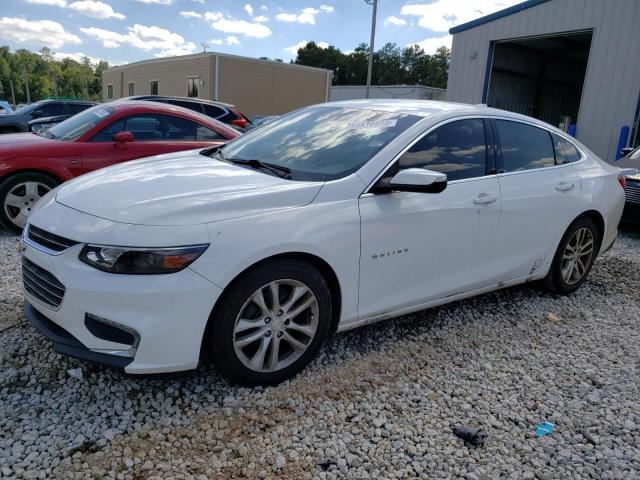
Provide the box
[358,118,501,320]
[81,114,212,173]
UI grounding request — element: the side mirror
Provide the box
[374,168,447,194]
[114,131,134,144]
[621,147,635,157]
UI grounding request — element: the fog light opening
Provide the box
[84,313,140,357]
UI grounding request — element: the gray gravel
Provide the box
[1,225,640,479]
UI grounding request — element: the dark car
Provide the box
[617,146,640,222]
[28,115,71,134]
[0,100,96,134]
[121,95,251,130]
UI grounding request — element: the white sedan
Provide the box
[21,100,625,385]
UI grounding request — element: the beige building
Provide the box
[102,52,333,117]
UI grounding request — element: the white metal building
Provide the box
[446,0,640,162]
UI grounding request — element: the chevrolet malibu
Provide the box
[21,100,625,385]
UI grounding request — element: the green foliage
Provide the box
[294,41,450,89]
[0,46,107,105]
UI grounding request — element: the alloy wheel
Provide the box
[561,227,594,285]
[3,181,51,229]
[233,279,319,373]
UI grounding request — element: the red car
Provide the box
[0,101,239,232]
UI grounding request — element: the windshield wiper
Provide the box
[228,158,292,179]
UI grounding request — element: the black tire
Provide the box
[0,172,59,233]
[205,260,332,386]
[544,216,599,294]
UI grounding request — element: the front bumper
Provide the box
[25,302,133,369]
[21,234,223,375]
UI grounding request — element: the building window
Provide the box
[150,80,158,95]
[107,84,113,100]
[187,77,199,98]
[128,82,135,96]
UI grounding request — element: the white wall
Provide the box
[330,85,446,102]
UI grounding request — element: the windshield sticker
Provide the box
[346,119,398,129]
[94,108,110,118]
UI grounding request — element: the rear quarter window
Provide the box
[552,133,582,164]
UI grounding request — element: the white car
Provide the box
[21,100,625,385]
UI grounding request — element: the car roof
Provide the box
[122,95,236,109]
[322,99,479,117]
[101,100,238,135]
[321,99,565,130]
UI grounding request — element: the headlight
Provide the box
[79,244,208,274]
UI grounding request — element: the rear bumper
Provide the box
[622,201,640,223]
[25,302,133,370]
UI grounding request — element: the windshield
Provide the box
[48,105,115,141]
[219,106,421,181]
[13,101,42,116]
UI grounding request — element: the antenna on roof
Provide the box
[201,42,210,53]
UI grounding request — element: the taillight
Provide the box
[618,175,627,191]
[231,118,246,129]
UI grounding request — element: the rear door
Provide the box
[492,118,581,280]
[358,117,502,319]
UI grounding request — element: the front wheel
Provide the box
[206,261,332,386]
[0,173,59,233]
[544,216,599,294]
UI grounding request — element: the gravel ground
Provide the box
[1,226,640,479]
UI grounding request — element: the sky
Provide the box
[0,0,522,65]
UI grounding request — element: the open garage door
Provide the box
[486,30,592,132]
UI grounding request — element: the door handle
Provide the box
[473,193,498,205]
[556,182,574,192]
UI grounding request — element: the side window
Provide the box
[168,100,202,114]
[398,119,488,181]
[33,102,65,118]
[203,104,226,118]
[196,124,224,140]
[495,120,554,172]
[124,114,199,141]
[90,118,125,142]
[158,116,198,140]
[125,115,162,140]
[68,103,91,115]
[552,133,581,164]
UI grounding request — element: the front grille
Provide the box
[22,257,66,308]
[27,225,78,253]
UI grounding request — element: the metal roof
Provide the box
[449,0,553,34]
[104,52,333,75]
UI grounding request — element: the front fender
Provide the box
[190,200,361,326]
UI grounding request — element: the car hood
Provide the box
[0,132,63,156]
[55,150,324,226]
[0,113,22,125]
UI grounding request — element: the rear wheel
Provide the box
[544,216,599,294]
[206,261,332,386]
[0,173,59,233]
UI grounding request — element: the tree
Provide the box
[0,45,107,104]
[293,41,451,88]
